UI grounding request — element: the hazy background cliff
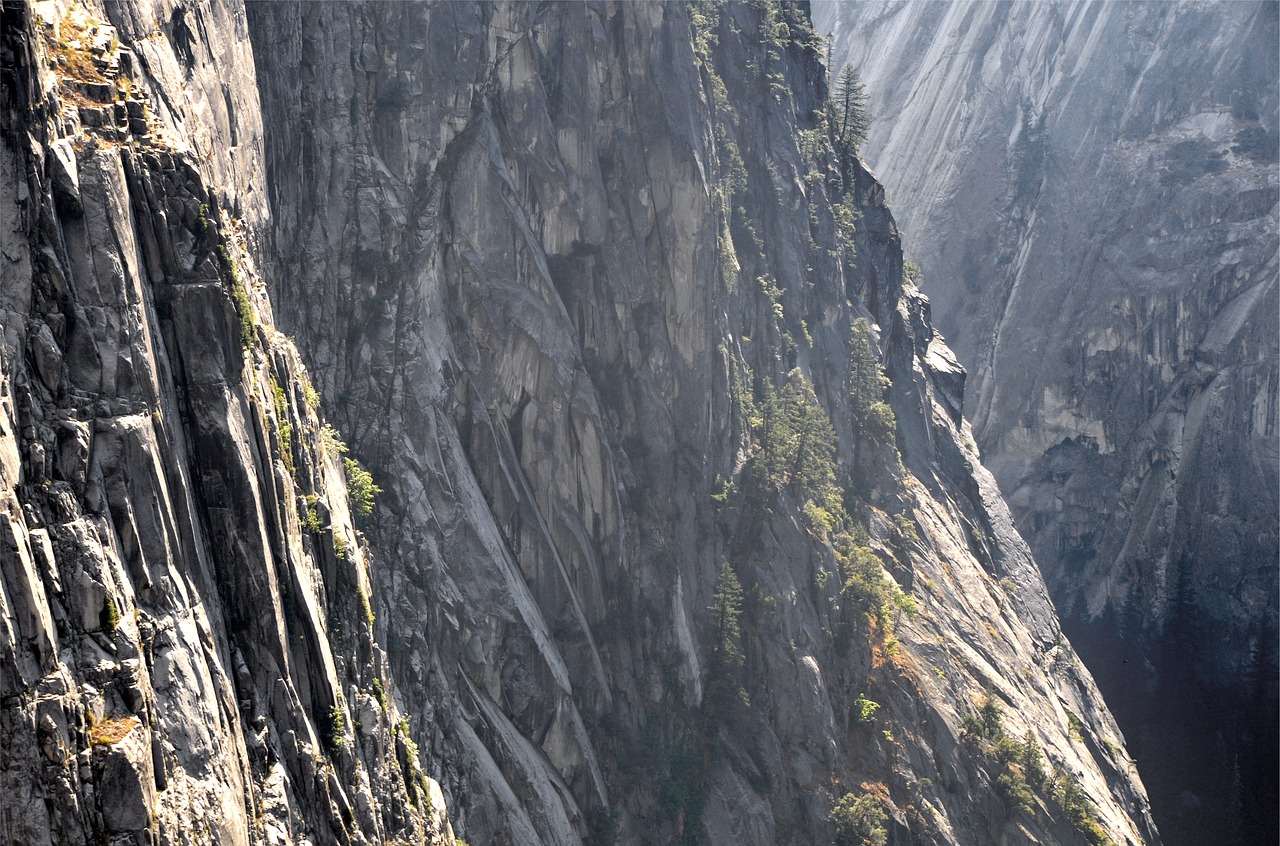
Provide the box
[1,1,1160,844]
[816,2,1278,844]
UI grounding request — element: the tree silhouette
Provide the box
[707,562,745,711]
[830,65,871,190]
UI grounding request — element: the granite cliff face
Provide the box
[2,1,1156,844]
[816,2,1278,843]
[0,1,454,842]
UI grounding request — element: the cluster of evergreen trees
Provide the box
[709,320,907,705]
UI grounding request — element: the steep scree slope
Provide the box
[816,1,1278,844]
[2,1,1155,845]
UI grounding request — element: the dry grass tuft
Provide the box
[89,714,139,746]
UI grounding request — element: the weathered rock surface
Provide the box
[0,1,452,843]
[245,1,1156,844]
[2,1,1158,844]
[817,2,1278,843]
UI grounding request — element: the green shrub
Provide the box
[301,505,322,534]
[830,791,887,846]
[301,376,320,410]
[231,282,255,349]
[996,770,1036,815]
[964,698,1052,820]
[903,259,923,286]
[321,704,346,754]
[269,378,295,475]
[892,513,920,547]
[890,589,918,619]
[321,423,348,456]
[343,457,381,519]
[864,401,897,446]
[711,476,736,511]
[690,0,719,64]
[849,319,893,452]
[852,694,880,726]
[1051,771,1116,846]
[1065,709,1085,742]
[842,545,888,615]
[992,732,1021,764]
[802,498,836,537]
[100,595,120,633]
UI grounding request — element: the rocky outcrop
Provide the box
[2,1,1157,844]
[817,2,1278,843]
[0,2,451,843]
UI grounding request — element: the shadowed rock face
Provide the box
[817,2,1278,843]
[2,1,1157,844]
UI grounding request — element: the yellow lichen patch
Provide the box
[90,714,140,746]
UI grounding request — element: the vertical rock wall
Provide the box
[0,1,451,842]
[817,2,1278,843]
[2,1,1160,844]
[247,1,1156,844]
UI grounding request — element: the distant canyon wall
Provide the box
[817,2,1278,843]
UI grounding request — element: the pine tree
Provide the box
[759,380,798,489]
[756,370,838,500]
[707,562,745,711]
[832,65,870,152]
[709,563,744,671]
[784,370,837,498]
[830,65,871,191]
[849,319,884,414]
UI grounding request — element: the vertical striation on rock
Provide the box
[2,0,1162,844]
[246,1,1155,843]
[0,1,452,842]
[817,2,1278,843]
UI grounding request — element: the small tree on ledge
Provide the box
[343,457,381,520]
[830,65,871,192]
